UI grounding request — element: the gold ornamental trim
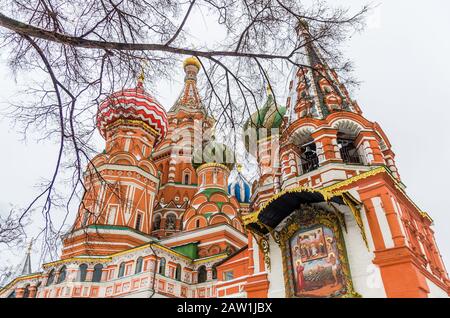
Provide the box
[323,166,386,192]
[195,162,231,172]
[105,118,160,137]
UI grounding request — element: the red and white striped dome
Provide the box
[97,82,168,145]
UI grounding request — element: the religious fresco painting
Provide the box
[289,224,345,297]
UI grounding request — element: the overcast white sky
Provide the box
[1,0,450,274]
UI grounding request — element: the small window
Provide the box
[183,172,190,185]
[46,269,55,286]
[158,258,166,275]
[33,282,40,298]
[57,266,67,284]
[196,219,200,228]
[92,264,103,282]
[153,215,161,230]
[175,264,182,281]
[23,285,30,298]
[118,262,126,278]
[197,265,207,283]
[135,213,143,231]
[81,211,89,227]
[212,266,217,280]
[79,264,88,282]
[165,214,176,230]
[223,271,234,281]
[135,257,143,274]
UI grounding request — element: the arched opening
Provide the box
[197,265,207,283]
[135,257,143,274]
[175,264,182,281]
[79,264,88,282]
[183,171,191,185]
[299,140,319,173]
[211,266,217,280]
[165,214,176,230]
[153,215,161,231]
[118,262,126,278]
[337,132,363,164]
[135,213,143,231]
[57,265,67,284]
[33,282,40,298]
[92,264,103,282]
[46,269,55,286]
[158,258,166,276]
[23,285,30,298]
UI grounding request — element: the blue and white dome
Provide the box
[228,172,251,203]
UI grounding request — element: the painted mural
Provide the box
[286,216,348,297]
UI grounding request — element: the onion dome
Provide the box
[243,86,286,152]
[192,137,235,170]
[96,73,168,146]
[228,165,251,203]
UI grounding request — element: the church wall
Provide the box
[341,209,386,297]
[266,237,286,298]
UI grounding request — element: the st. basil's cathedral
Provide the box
[1,24,449,298]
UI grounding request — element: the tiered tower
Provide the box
[151,57,215,238]
[61,74,168,258]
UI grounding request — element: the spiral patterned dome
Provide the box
[96,79,168,146]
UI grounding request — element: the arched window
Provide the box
[158,258,166,275]
[118,262,126,278]
[23,285,30,298]
[46,269,55,286]
[33,282,41,298]
[153,215,161,230]
[92,264,103,282]
[183,172,190,185]
[79,264,88,282]
[212,266,217,279]
[135,257,143,274]
[195,219,201,228]
[197,265,207,283]
[337,132,362,164]
[175,264,182,281]
[165,214,176,230]
[135,213,143,231]
[57,266,67,284]
[299,141,319,173]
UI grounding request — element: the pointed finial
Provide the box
[266,84,273,96]
[263,69,273,96]
[137,67,145,89]
[27,240,33,253]
[137,60,149,89]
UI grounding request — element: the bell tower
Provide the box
[241,21,449,298]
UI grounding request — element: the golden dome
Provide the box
[183,56,201,70]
